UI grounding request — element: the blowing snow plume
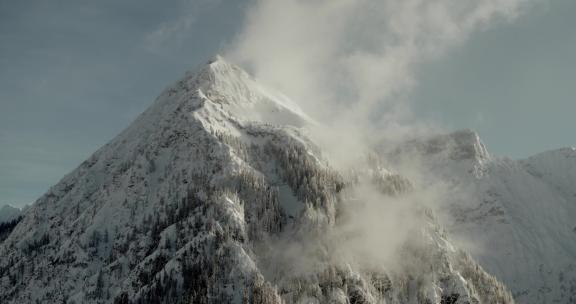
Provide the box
[224,0,533,293]
[227,0,530,166]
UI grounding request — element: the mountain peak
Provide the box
[398,129,490,163]
[204,54,242,75]
[445,129,490,161]
[185,55,312,127]
[184,54,246,87]
[206,54,232,66]
[127,55,311,140]
[0,204,21,224]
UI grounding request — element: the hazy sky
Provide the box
[1,0,574,207]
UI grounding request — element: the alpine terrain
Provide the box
[0,57,528,303]
[385,130,576,303]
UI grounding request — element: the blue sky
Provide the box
[1,0,575,207]
[413,0,576,158]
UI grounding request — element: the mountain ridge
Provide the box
[386,129,576,303]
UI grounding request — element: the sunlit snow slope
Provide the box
[388,130,576,303]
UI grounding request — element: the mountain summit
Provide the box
[387,130,576,303]
[0,57,513,303]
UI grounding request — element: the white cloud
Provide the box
[226,0,533,140]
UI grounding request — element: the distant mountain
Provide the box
[386,130,576,303]
[0,205,22,243]
[0,205,21,224]
[0,57,512,303]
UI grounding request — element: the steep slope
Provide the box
[387,130,576,303]
[0,58,512,304]
[522,147,576,200]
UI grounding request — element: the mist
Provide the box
[227,0,530,136]
[225,0,533,276]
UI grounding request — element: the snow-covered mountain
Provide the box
[386,130,576,303]
[0,57,513,303]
